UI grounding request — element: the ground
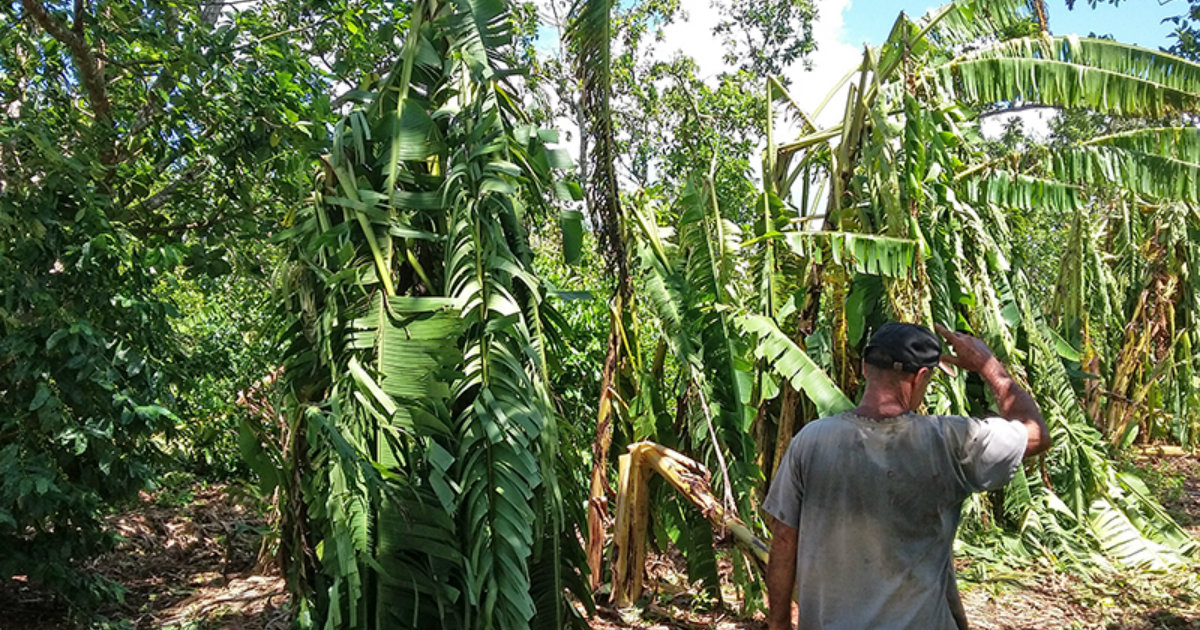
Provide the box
[1,456,1199,629]
[586,550,1200,630]
[0,483,288,630]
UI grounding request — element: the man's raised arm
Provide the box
[935,324,1051,458]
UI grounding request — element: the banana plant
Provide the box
[605,167,858,607]
[274,1,589,628]
[765,0,1200,569]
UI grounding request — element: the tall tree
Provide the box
[714,0,818,79]
[565,0,639,589]
[561,0,814,590]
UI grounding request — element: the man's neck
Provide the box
[853,386,912,419]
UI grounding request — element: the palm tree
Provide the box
[275,1,588,628]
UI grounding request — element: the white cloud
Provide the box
[656,0,859,129]
[784,0,859,128]
[980,107,1056,141]
[536,0,864,187]
[657,3,732,80]
[654,0,857,211]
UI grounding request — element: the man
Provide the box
[764,322,1051,630]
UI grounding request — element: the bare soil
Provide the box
[1141,454,1200,540]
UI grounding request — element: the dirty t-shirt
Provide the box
[762,411,1027,630]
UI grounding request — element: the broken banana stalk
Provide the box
[611,441,770,607]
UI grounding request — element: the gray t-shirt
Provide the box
[762,411,1027,630]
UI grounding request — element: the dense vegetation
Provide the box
[4,0,1200,628]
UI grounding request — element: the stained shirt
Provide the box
[762,411,1028,630]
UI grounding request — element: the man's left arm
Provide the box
[767,517,798,630]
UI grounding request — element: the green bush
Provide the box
[0,183,179,609]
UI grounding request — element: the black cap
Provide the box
[863,322,942,373]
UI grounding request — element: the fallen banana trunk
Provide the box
[611,441,771,607]
[1135,444,1192,458]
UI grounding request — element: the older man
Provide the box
[764,322,1051,630]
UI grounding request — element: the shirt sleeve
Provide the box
[762,433,804,528]
[952,415,1028,492]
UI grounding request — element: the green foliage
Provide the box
[276,1,588,628]
[3,0,1199,624]
[737,314,853,417]
[940,36,1200,117]
[769,0,1200,578]
[166,272,280,478]
[0,16,176,607]
[1164,1,1200,60]
[532,236,609,484]
[713,0,817,79]
[631,178,758,508]
[0,0,367,611]
[0,202,174,608]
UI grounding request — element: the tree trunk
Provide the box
[585,291,626,589]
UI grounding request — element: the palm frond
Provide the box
[278,1,585,627]
[918,0,1035,49]
[783,231,920,278]
[631,180,755,510]
[958,172,1083,213]
[736,314,853,417]
[936,37,1200,117]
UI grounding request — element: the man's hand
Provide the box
[766,518,798,630]
[934,324,1051,458]
[934,323,1001,374]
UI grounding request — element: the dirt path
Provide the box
[0,484,288,630]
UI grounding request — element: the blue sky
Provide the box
[841,0,1181,51]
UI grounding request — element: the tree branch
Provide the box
[72,0,84,35]
[132,212,236,236]
[126,163,209,216]
[126,69,175,138]
[978,103,1058,120]
[20,0,111,122]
